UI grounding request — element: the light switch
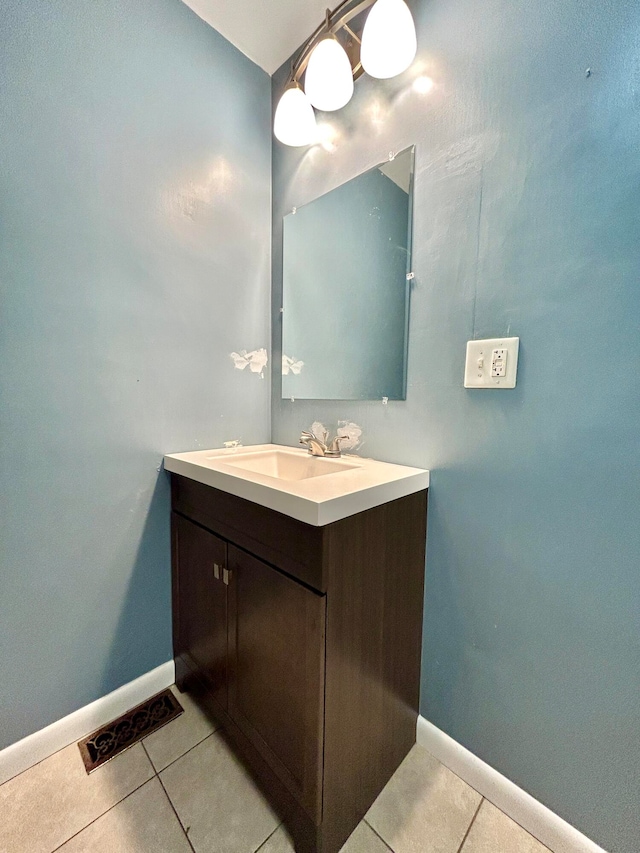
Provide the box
[464,337,519,388]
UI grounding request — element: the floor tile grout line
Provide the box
[156,772,198,853]
[48,777,155,853]
[455,797,484,853]
[363,819,396,852]
[140,741,159,777]
[254,821,284,852]
[151,727,219,775]
[420,744,551,849]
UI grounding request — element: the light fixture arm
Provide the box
[289,0,376,85]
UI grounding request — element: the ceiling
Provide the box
[181,0,328,75]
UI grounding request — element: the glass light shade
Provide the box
[361,0,417,79]
[273,85,317,147]
[305,36,354,111]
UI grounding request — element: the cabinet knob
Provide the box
[223,567,232,586]
[213,563,221,580]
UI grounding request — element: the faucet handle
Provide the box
[325,435,349,457]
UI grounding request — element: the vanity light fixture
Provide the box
[273,82,318,147]
[360,0,417,78]
[274,0,417,147]
[305,11,354,111]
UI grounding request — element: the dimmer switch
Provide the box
[464,337,519,388]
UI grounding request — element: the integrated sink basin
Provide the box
[164,444,429,526]
[222,450,359,481]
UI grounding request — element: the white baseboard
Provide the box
[417,717,608,853]
[0,661,175,786]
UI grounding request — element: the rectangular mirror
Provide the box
[281,145,415,400]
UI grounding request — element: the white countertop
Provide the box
[164,444,429,526]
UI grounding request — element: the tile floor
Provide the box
[0,687,551,853]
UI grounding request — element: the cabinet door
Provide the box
[172,513,228,711]
[228,546,325,823]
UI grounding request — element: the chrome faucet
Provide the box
[300,431,326,457]
[299,430,349,458]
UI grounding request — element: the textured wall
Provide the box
[0,0,271,748]
[271,1,640,850]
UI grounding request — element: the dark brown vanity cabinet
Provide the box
[171,473,427,853]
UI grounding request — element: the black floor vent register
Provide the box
[78,689,183,773]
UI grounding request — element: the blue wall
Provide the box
[272,1,640,850]
[0,0,271,748]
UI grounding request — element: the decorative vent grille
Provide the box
[78,689,183,773]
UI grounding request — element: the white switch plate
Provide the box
[464,337,520,388]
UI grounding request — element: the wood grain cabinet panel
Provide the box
[228,546,325,822]
[171,476,427,853]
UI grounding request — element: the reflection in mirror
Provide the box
[281,146,414,400]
